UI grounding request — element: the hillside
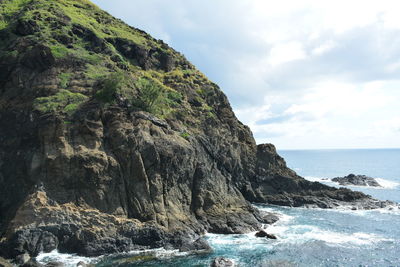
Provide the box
[0,0,389,265]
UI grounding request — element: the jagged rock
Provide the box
[21,45,56,72]
[0,257,12,267]
[15,253,31,265]
[5,228,58,259]
[332,174,382,187]
[15,19,40,36]
[211,257,235,267]
[71,24,108,53]
[109,37,177,71]
[0,256,13,267]
[255,230,277,239]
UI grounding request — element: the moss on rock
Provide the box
[33,89,88,114]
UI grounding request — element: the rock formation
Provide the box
[211,257,235,267]
[332,174,382,187]
[0,0,395,263]
[255,230,277,239]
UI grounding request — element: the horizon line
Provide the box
[277,147,400,151]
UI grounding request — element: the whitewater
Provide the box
[37,148,400,266]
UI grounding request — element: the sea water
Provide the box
[38,149,400,266]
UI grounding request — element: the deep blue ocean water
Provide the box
[38,149,400,267]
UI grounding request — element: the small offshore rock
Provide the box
[331,174,381,187]
[255,230,277,239]
[211,257,235,267]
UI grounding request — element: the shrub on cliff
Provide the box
[132,77,165,113]
[95,72,125,103]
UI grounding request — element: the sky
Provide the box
[92,0,400,150]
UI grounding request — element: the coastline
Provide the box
[34,202,400,266]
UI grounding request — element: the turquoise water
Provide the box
[38,149,400,267]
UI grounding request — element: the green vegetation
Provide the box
[56,0,148,46]
[95,72,125,103]
[0,0,31,30]
[50,45,69,59]
[33,89,88,114]
[132,77,164,112]
[78,50,103,64]
[196,88,206,97]
[165,90,183,108]
[0,20,7,30]
[64,103,79,114]
[180,131,190,140]
[50,44,103,63]
[85,64,110,80]
[95,73,183,116]
[0,49,18,58]
[0,0,220,125]
[59,73,71,88]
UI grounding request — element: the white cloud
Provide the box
[285,81,390,118]
[235,104,272,125]
[237,80,400,149]
[311,41,337,56]
[92,0,400,149]
[268,42,307,66]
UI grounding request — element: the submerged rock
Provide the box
[262,260,296,267]
[44,262,64,267]
[332,174,381,187]
[211,257,235,267]
[258,211,280,225]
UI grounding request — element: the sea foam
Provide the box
[305,176,399,189]
[37,250,97,266]
[375,178,400,189]
[37,248,190,266]
[266,224,393,246]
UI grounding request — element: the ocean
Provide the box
[37,149,400,267]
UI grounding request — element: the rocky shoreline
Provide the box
[3,198,399,267]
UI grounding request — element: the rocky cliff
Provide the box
[0,0,391,264]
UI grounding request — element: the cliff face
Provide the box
[0,0,386,263]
